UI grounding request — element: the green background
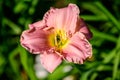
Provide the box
[0,0,120,80]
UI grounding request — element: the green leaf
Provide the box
[2,18,21,34]
[94,2,120,31]
[9,47,21,80]
[81,15,108,21]
[81,2,105,15]
[80,69,94,80]
[112,52,119,80]
[9,47,20,74]
[0,54,6,75]
[103,49,116,63]
[48,64,73,80]
[19,46,38,80]
[14,2,27,14]
[91,27,117,43]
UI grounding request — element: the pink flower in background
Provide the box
[20,3,92,73]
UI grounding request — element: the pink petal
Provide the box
[62,32,92,64]
[20,27,50,54]
[43,3,80,34]
[29,20,46,29]
[78,18,93,40]
[40,51,62,73]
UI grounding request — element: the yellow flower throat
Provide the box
[48,30,69,51]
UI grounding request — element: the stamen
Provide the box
[54,33,57,46]
[48,29,69,52]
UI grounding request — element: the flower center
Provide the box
[48,29,69,51]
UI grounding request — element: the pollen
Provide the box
[48,29,69,51]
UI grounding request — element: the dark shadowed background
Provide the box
[0,0,120,80]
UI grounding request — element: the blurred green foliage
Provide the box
[0,0,120,80]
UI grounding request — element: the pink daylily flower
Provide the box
[20,3,92,73]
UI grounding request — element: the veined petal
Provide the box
[78,18,93,40]
[44,3,80,34]
[29,20,46,29]
[40,51,62,73]
[20,27,50,54]
[62,32,92,64]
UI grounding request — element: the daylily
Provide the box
[20,3,92,73]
